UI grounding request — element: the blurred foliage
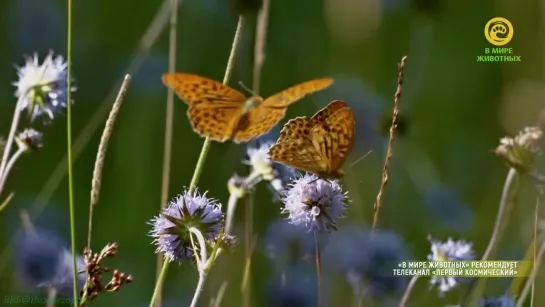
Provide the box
[1,0,545,306]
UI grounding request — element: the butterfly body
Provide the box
[268,100,355,178]
[162,73,334,143]
[243,96,264,113]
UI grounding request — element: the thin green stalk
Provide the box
[46,287,57,307]
[241,234,257,298]
[148,15,245,307]
[399,276,420,307]
[0,193,14,213]
[242,1,270,303]
[225,191,240,234]
[242,194,253,307]
[509,237,537,298]
[191,268,209,307]
[149,260,170,307]
[155,0,179,306]
[314,230,323,307]
[530,194,540,306]
[0,0,174,281]
[212,282,229,307]
[189,226,209,307]
[464,167,519,306]
[516,239,545,307]
[187,11,243,193]
[0,96,24,196]
[65,0,78,305]
[195,247,223,306]
[481,168,519,261]
[0,147,26,196]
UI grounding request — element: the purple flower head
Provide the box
[149,189,224,262]
[282,174,348,232]
[427,236,475,294]
[13,51,76,123]
[14,227,86,296]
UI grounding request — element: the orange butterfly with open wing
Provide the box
[162,73,333,143]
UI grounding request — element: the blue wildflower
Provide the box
[14,227,86,296]
[13,51,75,122]
[427,237,475,294]
[282,174,348,232]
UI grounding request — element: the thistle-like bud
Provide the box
[149,189,224,262]
[495,127,542,173]
[15,128,43,151]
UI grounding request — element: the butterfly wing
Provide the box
[309,100,349,128]
[309,100,355,175]
[268,118,329,173]
[162,73,246,106]
[187,104,244,142]
[262,78,334,108]
[162,73,248,142]
[232,107,287,143]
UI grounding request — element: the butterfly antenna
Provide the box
[238,80,257,96]
[350,150,373,167]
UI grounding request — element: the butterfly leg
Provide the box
[305,176,333,187]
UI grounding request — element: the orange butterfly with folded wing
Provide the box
[268,100,355,179]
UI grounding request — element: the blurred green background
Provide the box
[1,0,545,306]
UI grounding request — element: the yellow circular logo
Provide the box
[484,17,513,46]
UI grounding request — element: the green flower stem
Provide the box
[0,147,26,195]
[46,287,58,307]
[225,191,241,234]
[155,0,178,304]
[509,195,542,302]
[0,193,14,213]
[481,168,519,260]
[398,276,420,307]
[515,239,545,307]
[149,260,169,307]
[189,226,209,307]
[189,226,209,266]
[65,0,78,304]
[188,12,244,194]
[314,230,323,307]
[245,170,262,186]
[0,96,24,197]
[465,167,519,306]
[148,15,245,307]
[189,247,223,307]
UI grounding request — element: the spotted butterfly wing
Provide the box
[231,78,334,143]
[162,73,248,142]
[269,100,355,178]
